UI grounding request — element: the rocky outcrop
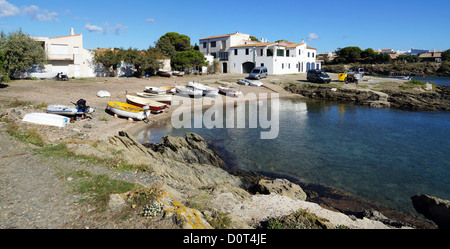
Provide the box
[411,194,450,229]
[284,84,450,111]
[381,85,450,111]
[251,179,307,201]
[145,133,225,168]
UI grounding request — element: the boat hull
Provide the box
[107,102,150,120]
[175,86,203,97]
[218,86,242,97]
[125,95,167,111]
[136,92,172,104]
[22,113,70,127]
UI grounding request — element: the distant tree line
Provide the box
[326,46,450,65]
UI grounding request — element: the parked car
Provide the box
[248,67,267,79]
[307,70,331,83]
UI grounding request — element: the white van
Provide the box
[248,67,268,79]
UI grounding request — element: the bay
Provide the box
[134,98,450,214]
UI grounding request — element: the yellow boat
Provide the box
[107,101,150,120]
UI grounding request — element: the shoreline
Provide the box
[0,74,443,229]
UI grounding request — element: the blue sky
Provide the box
[1,0,449,53]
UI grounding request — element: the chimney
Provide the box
[301,38,305,43]
[70,27,74,36]
[261,38,264,42]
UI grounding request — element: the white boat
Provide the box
[144,86,167,94]
[136,92,172,104]
[46,104,94,116]
[97,90,111,98]
[238,79,263,87]
[186,81,219,95]
[22,113,70,127]
[175,85,203,98]
[107,102,150,120]
[218,86,242,97]
[172,71,185,77]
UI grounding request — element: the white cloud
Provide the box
[307,33,319,42]
[0,1,58,21]
[145,18,155,23]
[85,24,103,32]
[22,5,58,22]
[0,0,20,17]
[85,23,128,35]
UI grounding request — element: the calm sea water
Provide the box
[134,97,450,214]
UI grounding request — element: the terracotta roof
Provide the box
[200,33,236,40]
[230,42,277,48]
[307,46,317,50]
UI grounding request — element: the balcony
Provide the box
[47,54,74,61]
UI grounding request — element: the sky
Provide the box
[1,0,449,53]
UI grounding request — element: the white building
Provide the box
[199,32,320,75]
[33,28,96,78]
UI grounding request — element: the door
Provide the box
[242,62,255,74]
[222,62,227,73]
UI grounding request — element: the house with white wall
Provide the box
[199,31,320,75]
[33,28,96,78]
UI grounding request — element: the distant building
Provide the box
[199,31,320,75]
[407,48,431,55]
[419,52,442,62]
[33,28,96,78]
[375,49,395,54]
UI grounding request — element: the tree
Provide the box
[442,49,450,61]
[171,50,207,71]
[0,30,46,79]
[361,48,377,63]
[335,46,362,63]
[155,32,191,58]
[249,36,259,41]
[94,49,122,77]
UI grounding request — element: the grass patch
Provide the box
[63,170,142,212]
[7,98,32,108]
[265,208,331,229]
[6,122,44,147]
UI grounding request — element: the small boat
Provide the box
[175,85,203,98]
[172,71,185,77]
[126,95,167,112]
[157,69,172,77]
[186,81,219,95]
[218,86,242,97]
[136,92,172,104]
[22,113,70,127]
[97,90,111,98]
[107,101,150,120]
[144,86,167,94]
[238,79,263,87]
[46,104,94,116]
[160,86,176,93]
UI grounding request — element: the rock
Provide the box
[146,132,225,168]
[411,194,450,229]
[355,209,408,228]
[108,193,127,211]
[252,179,307,201]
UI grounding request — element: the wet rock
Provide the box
[411,194,450,229]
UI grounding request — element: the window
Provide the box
[261,63,264,67]
[203,42,206,48]
[211,41,216,47]
[299,49,301,55]
[277,49,284,57]
[211,52,217,58]
[260,49,264,56]
[288,63,290,69]
[312,53,315,57]
[286,50,290,57]
[245,48,249,55]
[282,63,284,69]
[267,49,273,57]
[234,49,238,55]
[308,52,310,57]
